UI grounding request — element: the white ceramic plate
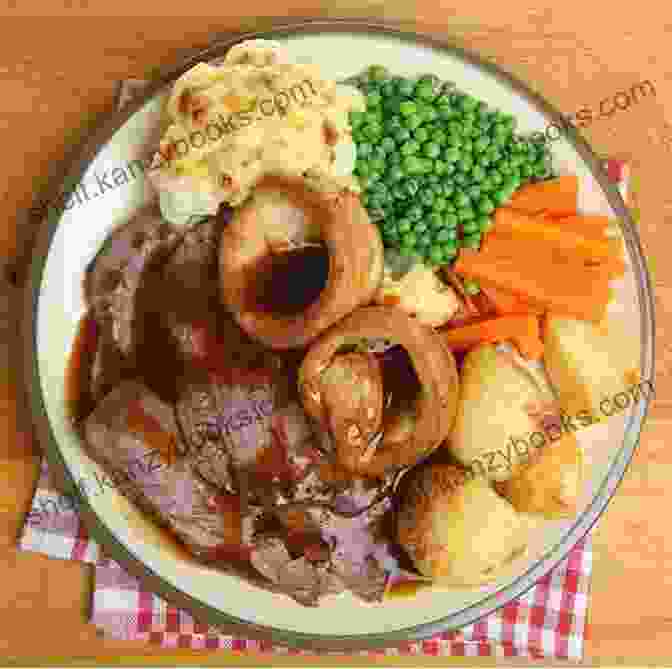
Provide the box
[22,21,654,650]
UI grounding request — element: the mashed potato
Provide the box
[149,39,364,223]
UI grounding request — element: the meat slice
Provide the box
[85,205,180,356]
[83,379,247,561]
[249,537,345,607]
[154,210,231,356]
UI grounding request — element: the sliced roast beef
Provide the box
[83,379,251,561]
[249,537,345,607]
[85,204,180,357]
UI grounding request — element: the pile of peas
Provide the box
[349,65,554,267]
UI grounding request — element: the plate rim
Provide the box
[20,17,655,652]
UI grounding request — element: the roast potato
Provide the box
[397,464,528,584]
[543,315,644,422]
[495,432,583,519]
[447,344,542,481]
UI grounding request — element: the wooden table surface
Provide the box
[0,3,670,665]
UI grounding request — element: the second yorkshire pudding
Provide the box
[219,176,384,350]
[298,306,460,478]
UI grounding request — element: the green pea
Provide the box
[437,105,454,120]
[477,215,493,232]
[436,228,457,242]
[429,247,444,265]
[397,78,415,97]
[407,205,423,221]
[460,95,478,112]
[479,177,494,192]
[474,136,491,153]
[414,234,428,249]
[380,80,397,98]
[458,206,476,221]
[367,91,382,107]
[461,220,480,234]
[400,140,420,155]
[397,218,412,233]
[478,198,495,214]
[463,279,481,295]
[415,82,435,100]
[420,190,435,207]
[444,212,459,228]
[471,166,486,182]
[414,127,430,143]
[493,122,510,137]
[405,178,421,196]
[402,232,418,247]
[386,166,402,183]
[395,127,412,143]
[403,117,421,131]
[461,123,476,138]
[370,157,386,172]
[493,188,510,205]
[356,161,370,176]
[520,164,533,180]
[350,110,366,127]
[441,240,458,256]
[363,123,383,139]
[433,197,448,212]
[385,115,404,131]
[462,233,482,249]
[423,142,441,158]
[441,182,455,197]
[429,213,443,229]
[403,155,424,174]
[455,192,470,208]
[458,156,473,172]
[399,100,418,116]
[380,137,396,153]
[443,147,461,163]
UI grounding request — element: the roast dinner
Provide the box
[65,39,639,606]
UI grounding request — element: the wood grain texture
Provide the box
[0,2,669,664]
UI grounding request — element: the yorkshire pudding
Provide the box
[298,306,460,478]
[219,176,384,350]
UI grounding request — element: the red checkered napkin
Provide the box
[18,78,633,660]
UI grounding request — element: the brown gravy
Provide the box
[65,312,99,425]
[246,245,329,315]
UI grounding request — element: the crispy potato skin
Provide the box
[219,176,384,350]
[298,306,460,478]
[494,432,583,518]
[397,464,528,584]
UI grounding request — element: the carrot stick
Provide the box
[441,315,544,360]
[454,249,611,322]
[550,214,611,234]
[507,176,579,217]
[478,279,545,315]
[493,208,620,264]
[481,231,626,279]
